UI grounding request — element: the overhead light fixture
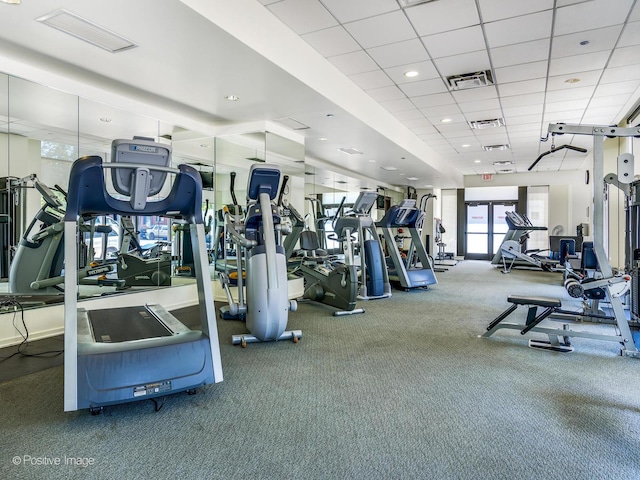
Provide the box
[446,70,494,90]
[1,0,22,4]
[274,117,309,130]
[404,70,419,78]
[100,117,112,123]
[461,144,470,148]
[381,166,398,171]
[482,144,510,151]
[474,160,481,163]
[441,118,452,123]
[406,177,419,181]
[565,78,581,84]
[36,9,137,53]
[469,118,505,129]
[369,159,376,163]
[338,147,363,155]
[318,137,328,141]
[225,95,240,101]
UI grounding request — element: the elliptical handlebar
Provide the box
[230,171,238,207]
[332,196,347,230]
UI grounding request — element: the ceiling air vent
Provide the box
[338,147,363,155]
[36,9,137,53]
[482,144,510,151]
[498,169,514,174]
[447,70,494,90]
[469,118,504,129]
[492,160,513,166]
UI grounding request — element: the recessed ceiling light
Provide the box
[441,118,452,123]
[318,137,328,141]
[100,117,112,123]
[338,147,363,155]
[1,0,21,4]
[200,144,210,148]
[369,159,376,163]
[461,144,470,148]
[580,40,589,46]
[381,166,398,171]
[565,78,581,84]
[424,184,433,188]
[404,70,419,78]
[406,177,419,181]
[326,114,334,118]
[225,95,239,101]
[474,159,481,163]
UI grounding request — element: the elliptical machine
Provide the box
[333,192,392,301]
[218,164,301,347]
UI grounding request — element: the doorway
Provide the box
[464,202,516,260]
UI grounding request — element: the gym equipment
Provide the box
[492,211,559,273]
[483,123,640,358]
[281,193,363,315]
[376,198,437,290]
[218,164,301,347]
[333,191,391,300]
[63,137,223,412]
[174,199,213,277]
[9,179,121,294]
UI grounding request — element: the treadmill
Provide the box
[63,137,223,413]
[376,199,438,290]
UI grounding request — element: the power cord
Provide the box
[0,298,64,363]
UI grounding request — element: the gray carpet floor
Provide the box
[1,260,639,480]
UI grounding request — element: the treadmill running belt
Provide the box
[89,306,172,343]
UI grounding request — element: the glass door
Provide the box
[465,203,489,259]
[465,202,517,260]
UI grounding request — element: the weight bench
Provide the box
[481,295,574,353]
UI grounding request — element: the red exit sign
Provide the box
[482,173,493,181]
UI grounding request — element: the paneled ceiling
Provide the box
[0,0,638,189]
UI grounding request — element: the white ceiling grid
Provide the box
[265,0,640,175]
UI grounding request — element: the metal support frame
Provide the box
[544,124,640,357]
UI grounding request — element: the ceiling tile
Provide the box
[546,70,602,90]
[491,39,550,68]
[411,92,456,108]
[618,21,640,47]
[500,92,545,108]
[328,50,379,75]
[267,0,338,34]
[593,80,640,96]
[402,117,433,129]
[367,85,408,102]
[392,108,427,121]
[379,98,417,112]
[484,10,553,48]
[404,0,480,36]
[545,85,596,102]
[432,50,491,77]
[494,61,548,83]
[608,45,640,68]
[410,125,439,135]
[551,25,623,59]
[451,85,498,103]
[301,26,362,57]
[343,10,416,49]
[601,64,640,84]
[418,133,449,144]
[384,61,440,84]
[478,0,554,22]
[366,38,430,68]
[502,104,544,117]
[545,99,589,113]
[507,122,543,132]
[321,0,399,23]
[421,26,486,59]
[548,51,610,77]
[506,114,544,125]
[457,98,502,113]
[498,78,546,96]
[588,94,630,108]
[421,104,463,118]
[349,69,394,89]
[400,78,449,97]
[463,108,503,121]
[554,0,634,36]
